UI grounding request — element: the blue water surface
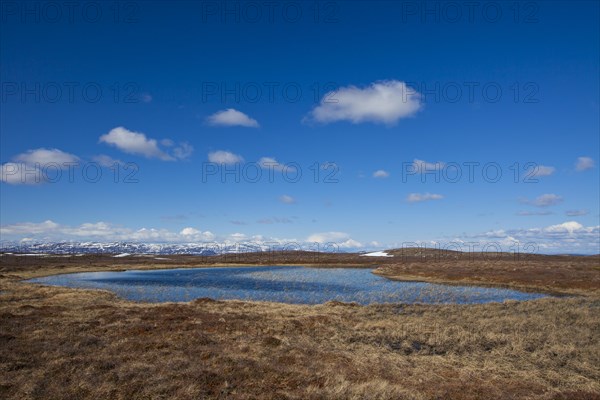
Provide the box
[28,266,549,305]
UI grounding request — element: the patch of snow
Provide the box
[360,251,393,257]
[113,253,131,258]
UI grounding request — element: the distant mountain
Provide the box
[0,241,333,256]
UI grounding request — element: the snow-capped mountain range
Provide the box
[0,241,340,255]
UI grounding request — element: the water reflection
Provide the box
[29,266,549,305]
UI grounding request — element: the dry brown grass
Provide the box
[0,252,599,399]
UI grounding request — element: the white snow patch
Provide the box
[360,251,393,257]
[113,253,131,258]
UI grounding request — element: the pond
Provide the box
[28,266,550,305]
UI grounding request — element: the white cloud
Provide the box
[0,220,60,235]
[412,159,445,173]
[406,193,444,203]
[565,209,589,217]
[172,142,194,160]
[1,148,80,185]
[1,163,41,185]
[526,165,555,177]
[206,109,259,128]
[306,231,362,249]
[180,227,200,236]
[470,221,600,254]
[258,157,295,172]
[279,195,296,204]
[99,127,191,161]
[0,220,215,243]
[523,194,563,207]
[13,148,80,165]
[305,80,422,125]
[544,221,584,234]
[208,150,243,164]
[575,156,594,171]
[373,170,390,178]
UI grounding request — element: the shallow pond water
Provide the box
[28,266,550,305]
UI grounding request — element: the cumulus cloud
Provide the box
[279,195,296,204]
[206,109,259,128]
[1,148,80,185]
[522,194,563,207]
[306,231,362,249]
[99,127,192,161]
[100,127,172,160]
[373,170,390,178]
[575,156,594,171]
[526,165,555,177]
[208,150,243,164]
[305,80,422,125]
[406,193,444,203]
[13,148,80,165]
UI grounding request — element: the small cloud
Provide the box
[257,217,293,224]
[258,157,295,172]
[279,195,296,204]
[229,220,248,225]
[522,194,563,207]
[526,165,555,177]
[305,80,422,126]
[140,93,153,103]
[180,227,200,236]
[406,193,444,203]
[516,210,553,216]
[575,156,594,171]
[172,142,194,160]
[412,159,445,173]
[206,109,259,128]
[92,154,124,167]
[373,170,390,178]
[565,209,589,217]
[13,148,80,165]
[208,150,243,165]
[99,127,174,161]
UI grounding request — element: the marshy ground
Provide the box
[0,250,599,399]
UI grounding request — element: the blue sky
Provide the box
[1,1,599,253]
